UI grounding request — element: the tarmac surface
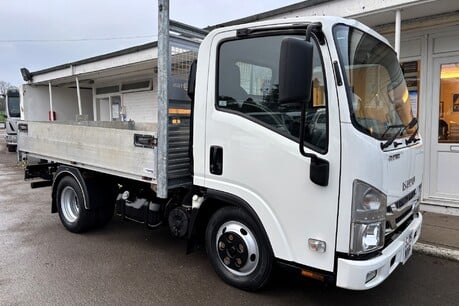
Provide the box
[416,211,459,261]
[1,128,459,305]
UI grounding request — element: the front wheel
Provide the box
[205,207,273,291]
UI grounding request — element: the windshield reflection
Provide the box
[334,25,415,140]
[7,97,20,118]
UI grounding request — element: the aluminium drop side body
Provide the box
[18,16,423,291]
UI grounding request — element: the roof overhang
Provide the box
[211,0,459,32]
[27,42,158,86]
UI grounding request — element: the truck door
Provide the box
[203,31,341,271]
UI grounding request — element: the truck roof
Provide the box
[206,16,388,46]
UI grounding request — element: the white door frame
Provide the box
[425,55,459,209]
[95,95,122,121]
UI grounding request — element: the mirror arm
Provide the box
[305,23,322,42]
[298,99,317,160]
[298,97,329,187]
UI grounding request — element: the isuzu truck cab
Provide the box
[18,16,423,291]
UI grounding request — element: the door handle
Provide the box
[210,146,223,175]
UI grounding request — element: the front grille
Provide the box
[385,215,414,246]
[393,190,416,209]
[395,208,412,224]
[385,189,418,235]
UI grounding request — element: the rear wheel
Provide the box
[205,206,273,291]
[56,175,95,233]
[7,145,16,152]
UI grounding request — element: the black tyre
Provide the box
[7,145,16,152]
[205,206,273,291]
[56,175,96,233]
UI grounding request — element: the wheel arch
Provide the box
[190,189,275,258]
[52,166,89,213]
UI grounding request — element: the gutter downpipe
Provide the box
[76,77,82,116]
[48,82,54,121]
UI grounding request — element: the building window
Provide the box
[96,85,119,95]
[401,61,420,119]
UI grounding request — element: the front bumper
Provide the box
[5,134,17,146]
[336,213,422,290]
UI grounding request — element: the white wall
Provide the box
[22,85,93,121]
[122,90,158,123]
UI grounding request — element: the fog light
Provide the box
[308,239,326,253]
[365,270,377,283]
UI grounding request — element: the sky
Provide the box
[0,0,299,86]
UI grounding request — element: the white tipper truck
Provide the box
[17,16,423,291]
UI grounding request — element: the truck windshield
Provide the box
[7,96,20,118]
[333,25,415,140]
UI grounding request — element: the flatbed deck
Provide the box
[18,121,158,183]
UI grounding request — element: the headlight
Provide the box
[6,135,17,142]
[350,180,387,254]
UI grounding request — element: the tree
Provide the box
[0,81,17,95]
[0,81,18,115]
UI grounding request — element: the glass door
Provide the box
[96,96,121,121]
[429,57,459,205]
[110,96,122,121]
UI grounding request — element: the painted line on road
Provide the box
[414,242,459,262]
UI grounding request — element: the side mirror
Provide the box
[278,38,314,104]
[310,156,329,187]
[20,68,33,82]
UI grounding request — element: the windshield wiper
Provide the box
[406,127,420,145]
[381,118,417,150]
[381,124,405,139]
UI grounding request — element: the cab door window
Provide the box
[217,34,328,152]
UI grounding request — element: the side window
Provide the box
[217,35,328,152]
